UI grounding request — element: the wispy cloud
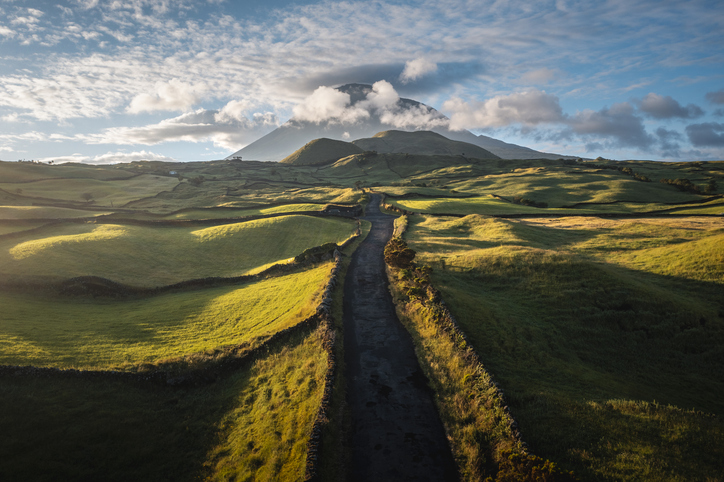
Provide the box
[81,104,278,151]
[39,150,176,165]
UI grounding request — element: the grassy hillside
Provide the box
[403,214,724,480]
[0,160,136,182]
[0,215,356,286]
[0,263,331,369]
[0,326,327,482]
[353,130,499,159]
[280,138,364,166]
[0,174,178,207]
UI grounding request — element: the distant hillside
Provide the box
[227,84,574,161]
[353,130,499,160]
[280,138,364,166]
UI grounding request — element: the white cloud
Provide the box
[127,79,203,114]
[291,86,366,124]
[81,107,279,151]
[400,58,438,84]
[291,80,448,130]
[444,90,565,130]
[39,150,176,165]
[0,26,16,37]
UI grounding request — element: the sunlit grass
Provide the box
[403,213,724,480]
[0,263,332,369]
[0,205,112,219]
[0,327,328,482]
[0,174,179,206]
[0,215,356,286]
[206,328,328,481]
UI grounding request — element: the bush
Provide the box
[492,449,576,482]
[384,237,416,268]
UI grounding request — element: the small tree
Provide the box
[81,192,94,202]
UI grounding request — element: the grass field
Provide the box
[0,174,179,207]
[0,326,327,482]
[168,203,327,219]
[404,213,724,480]
[0,161,136,182]
[0,263,331,369]
[0,205,113,219]
[0,215,356,286]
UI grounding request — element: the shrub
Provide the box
[492,449,576,482]
[384,237,416,268]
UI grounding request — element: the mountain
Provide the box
[280,138,363,166]
[227,83,571,161]
[352,130,499,159]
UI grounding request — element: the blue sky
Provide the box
[0,0,722,163]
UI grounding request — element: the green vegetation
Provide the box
[352,130,499,159]
[281,138,364,166]
[1,149,722,480]
[0,215,356,285]
[0,174,179,206]
[402,213,724,480]
[0,263,331,369]
[0,205,113,219]
[0,326,327,482]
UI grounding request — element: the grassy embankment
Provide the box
[0,326,328,482]
[400,213,724,480]
[0,215,357,285]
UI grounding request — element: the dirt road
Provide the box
[343,194,458,481]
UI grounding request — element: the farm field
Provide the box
[402,213,724,480]
[0,215,356,286]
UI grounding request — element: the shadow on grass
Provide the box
[0,325,324,482]
[426,254,724,480]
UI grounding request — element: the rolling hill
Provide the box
[280,138,364,166]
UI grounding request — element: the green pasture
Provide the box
[0,327,327,482]
[0,160,135,183]
[0,205,112,220]
[0,174,178,207]
[0,221,52,236]
[0,263,331,369]
[129,181,362,214]
[404,214,724,480]
[0,215,356,286]
[168,203,326,220]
